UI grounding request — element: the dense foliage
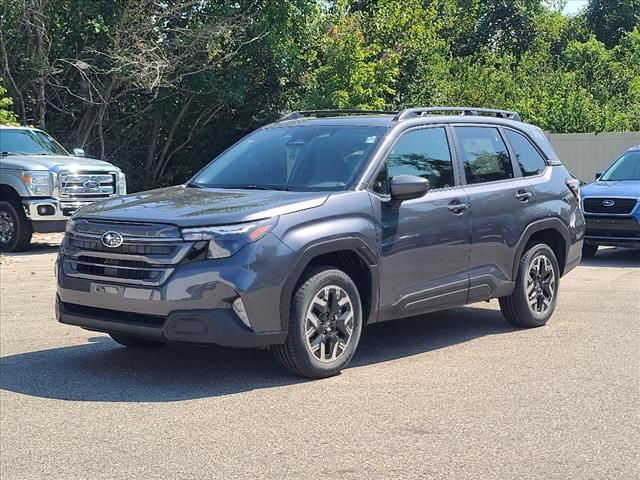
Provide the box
[1,0,639,190]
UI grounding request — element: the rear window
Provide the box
[504,130,546,176]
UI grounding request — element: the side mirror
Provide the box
[595,171,603,180]
[389,175,429,207]
[73,148,85,157]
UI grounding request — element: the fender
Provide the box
[0,172,31,198]
[511,217,571,279]
[279,235,379,331]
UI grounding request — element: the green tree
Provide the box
[0,79,17,125]
[585,0,640,47]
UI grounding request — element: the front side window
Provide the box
[0,129,68,156]
[600,150,640,181]
[455,127,514,184]
[191,125,386,191]
[504,129,546,177]
[384,127,454,190]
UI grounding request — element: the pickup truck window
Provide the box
[0,129,68,156]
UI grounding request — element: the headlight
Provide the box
[22,172,52,196]
[117,172,127,195]
[181,218,277,259]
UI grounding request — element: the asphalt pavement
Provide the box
[1,237,638,479]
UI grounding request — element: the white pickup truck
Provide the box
[0,125,126,251]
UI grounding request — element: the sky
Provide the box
[563,0,588,15]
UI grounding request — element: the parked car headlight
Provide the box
[181,218,277,259]
[22,172,52,196]
[117,172,127,195]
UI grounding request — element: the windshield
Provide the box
[0,129,68,156]
[191,125,386,191]
[600,150,640,181]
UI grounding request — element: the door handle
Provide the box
[448,200,468,214]
[515,190,533,202]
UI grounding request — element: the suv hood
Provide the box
[75,186,330,226]
[582,180,640,199]
[0,154,118,171]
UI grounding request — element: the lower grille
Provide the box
[585,216,640,238]
[583,197,637,214]
[62,301,165,326]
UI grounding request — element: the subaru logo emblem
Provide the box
[101,231,124,248]
[602,200,615,207]
[83,179,100,191]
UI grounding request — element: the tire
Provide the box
[109,333,165,349]
[273,266,363,379]
[500,242,560,328]
[0,200,33,253]
[582,243,598,258]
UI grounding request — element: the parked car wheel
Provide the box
[500,242,560,328]
[109,333,165,349]
[0,200,32,253]
[582,243,598,258]
[273,266,362,378]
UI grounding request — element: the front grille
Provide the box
[583,197,637,214]
[62,221,191,286]
[68,237,176,255]
[59,171,116,198]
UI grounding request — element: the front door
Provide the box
[369,126,471,321]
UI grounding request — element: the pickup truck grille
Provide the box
[59,171,116,198]
[583,197,637,214]
[62,220,192,286]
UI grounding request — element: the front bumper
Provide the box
[56,231,293,347]
[584,214,640,248]
[56,297,286,347]
[23,198,93,222]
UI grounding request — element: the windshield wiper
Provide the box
[0,151,26,156]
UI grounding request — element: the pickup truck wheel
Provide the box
[582,243,598,258]
[500,242,560,328]
[273,266,362,378]
[109,333,165,349]
[0,200,33,253]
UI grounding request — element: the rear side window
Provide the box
[455,127,514,184]
[386,127,454,190]
[504,129,547,176]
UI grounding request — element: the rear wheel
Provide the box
[273,266,362,378]
[109,333,165,349]
[0,200,32,253]
[500,242,560,328]
[582,243,598,258]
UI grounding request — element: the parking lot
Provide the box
[0,234,638,479]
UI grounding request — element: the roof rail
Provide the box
[394,107,521,122]
[277,109,397,122]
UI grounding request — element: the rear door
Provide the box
[453,125,539,301]
[370,126,471,320]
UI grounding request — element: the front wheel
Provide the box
[500,242,560,328]
[0,200,33,253]
[273,267,362,378]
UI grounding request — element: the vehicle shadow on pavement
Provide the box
[580,247,640,268]
[0,306,515,402]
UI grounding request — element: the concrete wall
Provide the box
[548,132,640,182]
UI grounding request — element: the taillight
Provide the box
[566,178,581,203]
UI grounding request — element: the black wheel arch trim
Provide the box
[279,236,379,331]
[512,217,571,279]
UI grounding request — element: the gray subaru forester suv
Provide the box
[56,107,585,378]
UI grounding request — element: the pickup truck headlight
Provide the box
[117,172,127,195]
[181,218,277,259]
[22,172,52,196]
